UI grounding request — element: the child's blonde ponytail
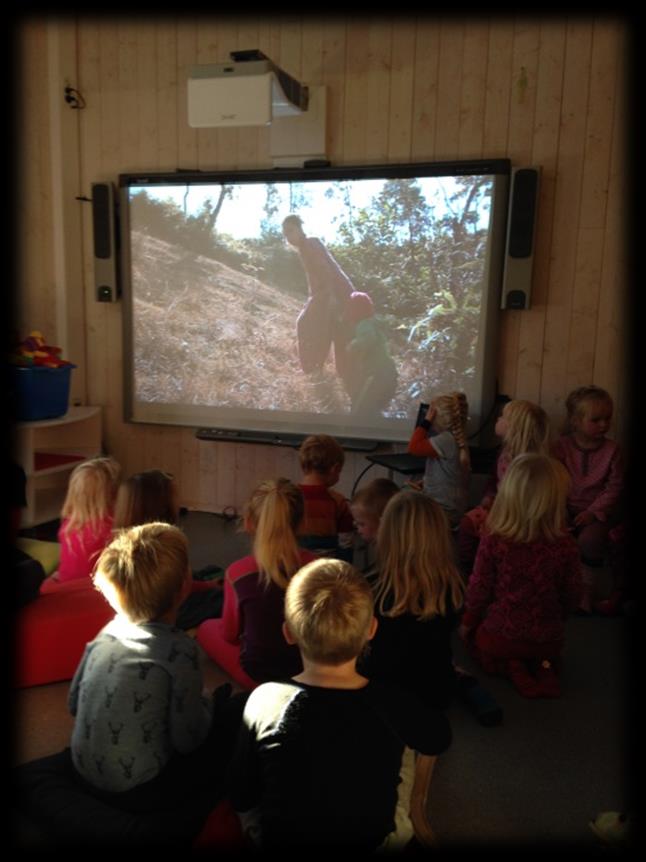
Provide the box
[244,478,304,589]
[502,400,550,459]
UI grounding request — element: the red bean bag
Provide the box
[14,579,114,688]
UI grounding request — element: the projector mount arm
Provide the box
[230,49,309,113]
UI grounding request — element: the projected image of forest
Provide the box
[128,175,493,422]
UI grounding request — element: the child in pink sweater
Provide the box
[553,386,623,612]
[41,456,120,592]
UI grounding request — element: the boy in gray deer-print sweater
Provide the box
[68,523,214,794]
[69,617,212,792]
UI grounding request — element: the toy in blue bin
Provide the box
[10,330,76,422]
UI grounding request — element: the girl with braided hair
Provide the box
[407,391,471,527]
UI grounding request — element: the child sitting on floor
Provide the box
[359,489,465,710]
[296,434,355,560]
[111,468,222,629]
[68,523,244,826]
[457,399,551,578]
[459,454,583,698]
[407,392,471,528]
[230,557,451,849]
[553,385,623,613]
[196,478,318,689]
[41,456,121,592]
[350,477,399,580]
[112,469,179,528]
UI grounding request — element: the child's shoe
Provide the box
[593,590,624,617]
[534,660,561,698]
[507,660,541,698]
[455,671,503,726]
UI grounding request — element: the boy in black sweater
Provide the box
[230,557,451,849]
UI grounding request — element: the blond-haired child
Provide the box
[41,456,121,592]
[407,391,470,527]
[553,386,623,613]
[459,454,583,698]
[113,469,179,528]
[68,522,243,819]
[457,399,551,577]
[296,434,354,560]
[196,478,317,689]
[231,558,451,849]
[359,489,464,709]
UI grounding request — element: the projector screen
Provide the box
[119,160,510,446]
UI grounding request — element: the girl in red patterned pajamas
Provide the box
[456,399,551,579]
[459,453,582,699]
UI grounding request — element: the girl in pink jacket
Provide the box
[41,456,120,591]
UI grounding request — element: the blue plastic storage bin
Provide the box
[11,365,76,421]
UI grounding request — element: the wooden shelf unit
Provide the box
[15,406,102,528]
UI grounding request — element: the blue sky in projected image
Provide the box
[134,176,492,244]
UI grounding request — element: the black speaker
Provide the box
[500,167,540,310]
[91,182,120,302]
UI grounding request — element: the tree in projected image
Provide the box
[325,176,491,400]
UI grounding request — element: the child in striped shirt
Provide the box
[296,435,355,561]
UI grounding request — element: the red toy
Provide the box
[10,330,73,369]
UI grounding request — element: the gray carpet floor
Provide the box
[433,616,631,849]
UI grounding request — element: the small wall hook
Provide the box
[64,86,86,109]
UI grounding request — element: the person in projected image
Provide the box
[282,214,354,384]
[340,291,398,417]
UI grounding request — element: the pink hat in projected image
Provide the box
[345,291,374,324]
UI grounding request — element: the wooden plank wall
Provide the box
[15,22,57,343]
[16,15,628,514]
